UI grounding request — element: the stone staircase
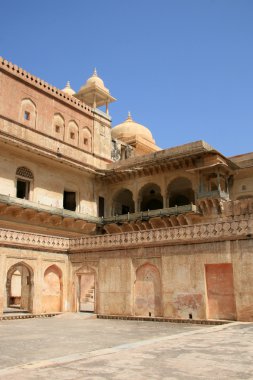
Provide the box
[80,285,95,312]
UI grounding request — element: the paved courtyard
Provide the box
[0,314,252,379]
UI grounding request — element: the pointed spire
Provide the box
[127,111,133,121]
[93,68,97,77]
[62,81,75,95]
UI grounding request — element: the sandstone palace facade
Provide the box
[0,57,252,321]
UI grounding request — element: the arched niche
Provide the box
[134,263,162,317]
[139,183,163,211]
[42,265,62,313]
[66,120,79,146]
[53,113,65,140]
[167,177,195,207]
[20,98,37,128]
[80,127,92,152]
[112,188,135,215]
[6,262,34,313]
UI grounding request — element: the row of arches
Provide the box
[6,262,62,314]
[112,177,195,215]
[20,98,92,151]
[6,262,162,317]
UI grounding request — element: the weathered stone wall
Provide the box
[0,247,69,315]
[0,143,97,215]
[70,238,253,321]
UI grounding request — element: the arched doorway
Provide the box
[6,262,33,313]
[76,267,96,313]
[139,183,163,211]
[112,188,135,215]
[134,263,162,317]
[168,177,195,207]
[42,265,62,313]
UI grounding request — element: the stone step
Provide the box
[97,314,233,325]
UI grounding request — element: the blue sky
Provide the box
[1,0,253,156]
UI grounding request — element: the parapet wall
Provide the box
[0,57,92,116]
[0,216,252,253]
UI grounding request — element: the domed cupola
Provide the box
[112,112,160,156]
[62,81,75,96]
[75,68,116,114]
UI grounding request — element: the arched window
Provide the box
[20,98,37,128]
[16,167,33,200]
[80,127,92,151]
[53,113,65,140]
[67,120,79,146]
[167,177,194,207]
[139,183,163,211]
[112,188,134,215]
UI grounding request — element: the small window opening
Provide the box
[149,312,151,317]
[242,185,246,191]
[70,132,75,139]
[189,313,193,319]
[98,196,105,217]
[55,125,60,133]
[24,111,30,121]
[16,179,30,200]
[63,191,76,211]
[83,138,88,145]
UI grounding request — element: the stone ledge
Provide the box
[97,314,232,325]
[0,312,61,321]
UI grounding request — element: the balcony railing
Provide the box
[196,190,229,201]
[0,194,198,226]
[103,204,197,224]
[0,194,98,223]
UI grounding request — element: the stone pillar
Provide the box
[132,190,139,213]
[0,254,6,315]
[32,257,43,314]
[217,171,221,192]
[93,95,97,109]
[162,193,167,208]
[161,178,168,208]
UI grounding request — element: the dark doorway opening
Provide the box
[63,191,76,211]
[16,179,30,199]
[98,196,105,217]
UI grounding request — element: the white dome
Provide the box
[79,68,109,93]
[112,112,155,143]
[62,81,75,96]
[86,68,105,87]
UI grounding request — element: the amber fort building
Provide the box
[0,57,252,321]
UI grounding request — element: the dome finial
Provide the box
[93,68,97,77]
[127,111,132,121]
[62,81,75,96]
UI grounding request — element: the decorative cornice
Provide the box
[0,217,250,253]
